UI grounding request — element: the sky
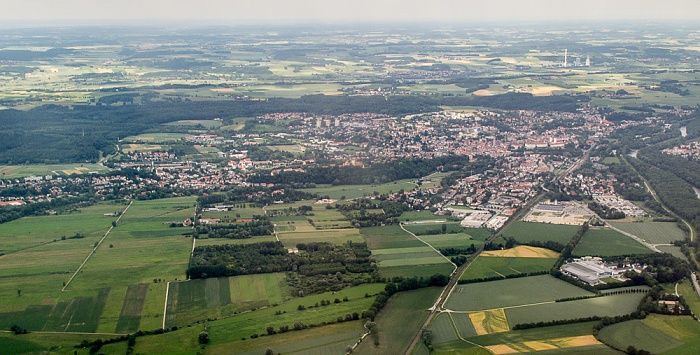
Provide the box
[2,0,699,24]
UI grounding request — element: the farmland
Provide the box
[165,273,291,328]
[445,275,593,311]
[597,317,685,354]
[354,287,442,355]
[302,180,417,200]
[361,225,455,278]
[609,221,687,244]
[134,283,384,354]
[432,321,617,355]
[502,221,580,244]
[572,228,654,257]
[460,255,558,280]
[505,292,647,327]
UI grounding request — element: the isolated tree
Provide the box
[198,331,209,344]
[265,348,274,355]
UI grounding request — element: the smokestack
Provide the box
[564,49,568,67]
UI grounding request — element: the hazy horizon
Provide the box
[2,0,699,26]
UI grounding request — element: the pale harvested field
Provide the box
[473,89,495,96]
[481,245,559,258]
[469,308,509,335]
[530,86,562,96]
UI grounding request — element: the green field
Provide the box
[165,273,290,328]
[609,221,687,244]
[201,208,265,220]
[459,256,558,280]
[362,225,425,250]
[597,317,685,354]
[0,163,111,178]
[429,313,460,344]
[572,228,653,256]
[302,180,417,200]
[0,332,118,355]
[135,283,384,354]
[164,119,222,129]
[418,233,486,249]
[122,133,188,143]
[505,292,646,327]
[0,197,199,335]
[354,287,442,355]
[362,225,454,277]
[503,221,580,244]
[445,275,593,311]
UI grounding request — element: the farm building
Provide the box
[560,257,625,285]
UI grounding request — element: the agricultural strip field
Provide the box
[354,287,442,355]
[0,201,131,329]
[572,227,654,257]
[201,207,265,220]
[609,221,687,244]
[485,335,602,354]
[115,283,149,334]
[66,197,196,291]
[445,275,593,311]
[301,180,417,200]
[460,255,558,281]
[276,227,364,247]
[135,284,385,354]
[165,273,290,328]
[432,322,615,355]
[502,221,580,244]
[362,225,454,278]
[505,292,646,327]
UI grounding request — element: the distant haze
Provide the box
[2,0,699,25]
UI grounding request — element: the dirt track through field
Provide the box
[62,201,133,291]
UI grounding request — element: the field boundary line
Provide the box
[62,201,133,291]
[444,300,557,314]
[163,281,170,329]
[399,223,457,272]
[447,312,488,349]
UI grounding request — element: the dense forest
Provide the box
[628,157,700,231]
[187,241,374,279]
